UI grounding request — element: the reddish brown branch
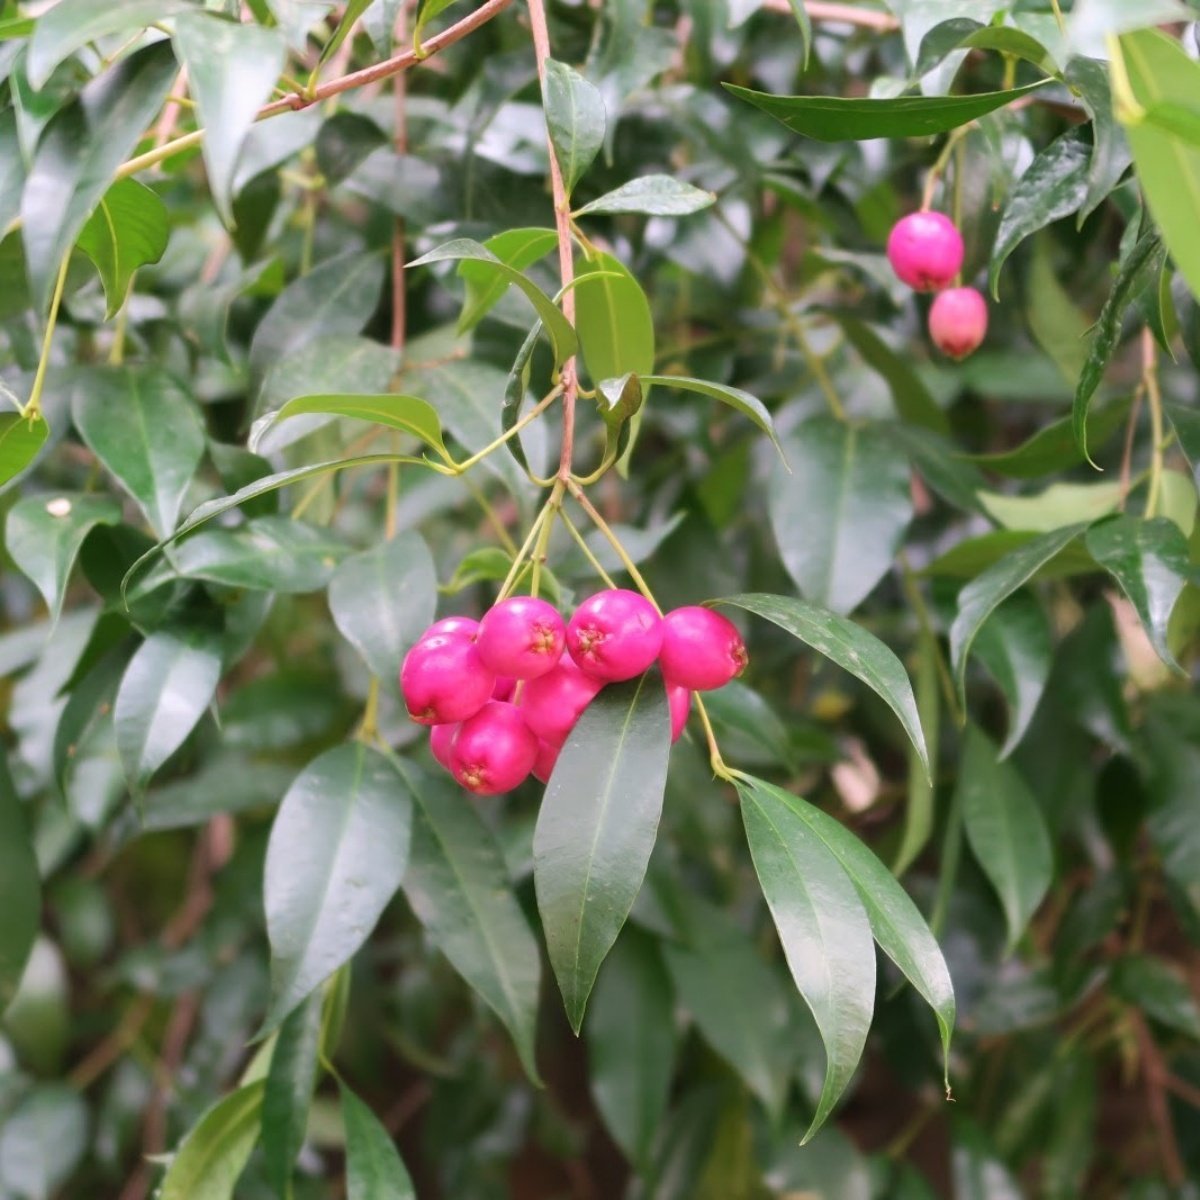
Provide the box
[1131,1012,1187,1186]
[762,0,899,32]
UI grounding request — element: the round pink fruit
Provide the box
[886,211,964,292]
[928,287,988,359]
[401,634,496,726]
[659,606,748,692]
[450,701,538,795]
[533,739,559,784]
[476,596,566,680]
[518,657,604,746]
[668,684,691,743]
[566,589,663,682]
[420,615,480,643]
[430,722,458,770]
[492,676,516,702]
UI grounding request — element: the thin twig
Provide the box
[1130,1011,1187,1186]
[762,0,899,32]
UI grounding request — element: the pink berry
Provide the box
[886,211,964,292]
[518,657,604,747]
[566,589,663,683]
[533,739,559,784]
[421,616,479,642]
[400,634,496,725]
[928,287,988,359]
[668,684,691,743]
[659,606,748,692]
[450,701,538,795]
[492,676,516,701]
[430,722,458,770]
[476,596,566,680]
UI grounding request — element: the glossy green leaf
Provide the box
[979,481,1122,533]
[724,80,1048,142]
[1065,57,1132,222]
[715,593,929,777]
[160,1081,266,1200]
[0,411,48,489]
[0,748,40,1009]
[262,992,322,1196]
[329,534,436,688]
[585,928,676,1168]
[72,366,205,538]
[1110,953,1200,1039]
[916,19,1054,76]
[114,627,224,787]
[6,493,122,624]
[958,727,1053,954]
[1025,239,1091,386]
[769,416,912,614]
[735,777,875,1141]
[172,12,288,224]
[948,524,1087,703]
[534,671,671,1033]
[543,59,606,196]
[575,250,655,384]
[640,374,781,453]
[396,758,543,1083]
[262,743,411,1034]
[75,178,169,318]
[21,41,177,310]
[409,240,577,366]
[990,131,1090,298]
[318,0,374,66]
[574,174,715,217]
[457,227,557,334]
[1084,515,1190,671]
[340,1084,416,1200]
[966,399,1129,478]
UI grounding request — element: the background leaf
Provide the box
[575,174,714,217]
[0,748,40,1008]
[341,1084,416,1200]
[543,59,605,196]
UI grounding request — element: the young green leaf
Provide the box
[534,671,671,1033]
[542,60,606,196]
[74,179,169,318]
[575,251,655,384]
[972,593,1052,758]
[262,992,323,1196]
[458,227,557,333]
[414,0,466,45]
[965,398,1130,478]
[340,1083,417,1200]
[159,1081,266,1200]
[1065,57,1132,223]
[640,374,782,454]
[0,412,48,489]
[574,174,715,217]
[0,749,40,1009]
[978,481,1122,533]
[253,392,448,460]
[318,0,374,67]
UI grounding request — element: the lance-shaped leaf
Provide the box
[262,993,322,1196]
[458,227,557,333]
[543,59,606,195]
[973,593,1053,758]
[340,1084,416,1200]
[574,174,715,217]
[0,412,48,489]
[0,748,40,1008]
[575,251,654,384]
[640,374,782,455]
[160,1081,266,1200]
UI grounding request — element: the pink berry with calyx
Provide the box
[430,722,458,771]
[476,596,565,680]
[668,684,691,743]
[566,589,663,682]
[929,287,988,359]
[659,606,748,692]
[401,634,496,726]
[887,211,964,292]
[420,616,479,643]
[533,739,559,784]
[518,657,604,746]
[450,701,538,795]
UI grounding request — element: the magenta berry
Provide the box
[421,616,479,643]
[533,739,559,784]
[518,657,604,747]
[492,676,516,702]
[887,211,964,292]
[476,596,565,680]
[659,606,747,692]
[566,589,663,682]
[430,722,458,770]
[928,287,988,359]
[668,684,690,743]
[450,701,538,795]
[400,634,496,726]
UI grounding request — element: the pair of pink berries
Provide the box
[400,589,748,796]
[886,211,988,360]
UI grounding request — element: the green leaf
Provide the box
[989,131,1091,298]
[71,366,206,538]
[640,374,782,454]
[6,493,122,624]
[972,593,1052,758]
[1073,232,1163,462]
[414,0,465,44]
[768,416,912,614]
[114,627,224,788]
[262,991,323,1196]
[329,534,437,689]
[340,1084,416,1200]
[723,80,1048,142]
[958,727,1053,954]
[534,671,671,1033]
[74,178,169,318]
[1110,953,1200,1039]
[1065,57,1132,222]
[318,0,374,67]
[1166,401,1200,489]
[585,928,676,1169]
[574,250,655,384]
[262,743,411,1034]
[715,593,929,778]
[395,758,543,1083]
[948,524,1087,703]
[1025,239,1092,387]
[735,777,875,1141]
[894,621,939,877]
[1084,515,1191,671]
[1117,31,1200,300]
[0,1085,89,1200]
[543,59,606,196]
[160,1081,266,1200]
[172,12,288,224]
[409,240,577,367]
[457,227,557,334]
[0,748,40,1008]
[21,41,178,310]
[574,174,716,217]
[965,398,1129,478]
[0,411,48,489]
[979,481,1123,533]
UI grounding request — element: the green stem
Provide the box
[693,693,735,782]
[497,491,557,601]
[530,483,561,599]
[930,788,963,938]
[898,551,962,725]
[453,386,560,474]
[385,459,399,540]
[1143,329,1165,519]
[559,506,617,588]
[108,295,130,366]
[565,479,661,613]
[1050,0,1067,34]
[25,255,71,421]
[572,447,619,487]
[921,124,971,212]
[462,476,518,555]
[116,129,205,181]
[358,677,381,744]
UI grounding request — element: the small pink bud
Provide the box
[420,616,480,642]
[887,211,964,292]
[667,684,691,743]
[928,287,988,359]
[450,701,539,795]
[566,589,663,683]
[477,596,566,680]
[518,657,604,746]
[401,634,495,725]
[659,606,747,692]
[430,722,458,771]
[533,739,559,784]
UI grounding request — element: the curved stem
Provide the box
[453,386,560,473]
[693,693,736,782]
[921,125,970,213]
[566,479,661,613]
[24,255,71,421]
[560,505,617,588]
[497,491,557,601]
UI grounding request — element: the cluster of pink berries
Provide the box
[886,211,987,360]
[400,589,748,795]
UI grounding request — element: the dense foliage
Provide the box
[2,0,1200,1196]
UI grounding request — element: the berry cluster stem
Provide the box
[565,479,661,614]
[921,125,970,213]
[559,507,617,588]
[24,254,72,422]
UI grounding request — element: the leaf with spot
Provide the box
[575,174,715,217]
